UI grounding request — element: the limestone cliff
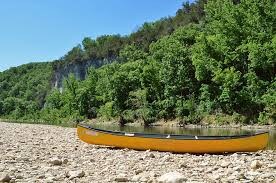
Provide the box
[52,59,113,88]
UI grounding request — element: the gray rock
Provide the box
[62,159,69,164]
[49,157,62,166]
[179,162,187,168]
[45,176,57,183]
[230,153,238,157]
[148,153,155,158]
[162,155,172,162]
[221,161,231,168]
[67,170,85,180]
[0,173,11,182]
[131,175,141,182]
[268,163,276,169]
[15,175,23,179]
[135,169,143,175]
[37,174,45,179]
[227,174,237,181]
[114,173,128,182]
[250,160,262,170]
[210,174,220,181]
[260,173,273,179]
[157,172,186,183]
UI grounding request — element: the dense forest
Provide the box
[0,0,275,126]
[0,63,52,120]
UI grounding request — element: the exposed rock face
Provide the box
[52,59,113,89]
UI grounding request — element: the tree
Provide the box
[191,0,276,121]
[77,68,99,118]
[63,45,84,63]
[150,26,199,119]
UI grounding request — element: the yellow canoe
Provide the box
[77,124,269,153]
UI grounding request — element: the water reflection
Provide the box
[88,123,276,150]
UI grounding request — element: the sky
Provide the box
[0,0,189,72]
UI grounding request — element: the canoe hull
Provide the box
[77,125,269,153]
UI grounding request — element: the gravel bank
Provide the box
[0,122,275,183]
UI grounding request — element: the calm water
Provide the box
[89,123,276,150]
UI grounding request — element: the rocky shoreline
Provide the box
[0,122,275,183]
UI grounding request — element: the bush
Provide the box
[98,102,116,120]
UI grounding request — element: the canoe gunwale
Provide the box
[78,124,269,141]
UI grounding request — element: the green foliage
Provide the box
[119,44,148,63]
[259,80,276,124]
[0,63,52,120]
[191,0,276,122]
[98,102,116,120]
[1,0,275,126]
[202,113,247,125]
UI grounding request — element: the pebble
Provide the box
[269,163,276,169]
[149,153,155,158]
[250,160,262,170]
[49,157,62,166]
[157,172,186,183]
[135,169,143,175]
[221,161,231,167]
[131,174,142,182]
[210,174,221,180]
[0,173,11,182]
[0,122,275,183]
[62,158,69,164]
[114,173,129,182]
[67,170,85,180]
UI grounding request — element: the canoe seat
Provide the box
[125,133,134,137]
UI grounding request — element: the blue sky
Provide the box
[0,0,189,71]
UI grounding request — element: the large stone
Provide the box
[135,169,143,175]
[221,161,231,168]
[67,170,85,180]
[131,175,142,182]
[210,174,220,181]
[260,173,274,179]
[250,160,262,170]
[157,172,186,183]
[114,173,129,182]
[49,157,62,166]
[45,176,57,183]
[148,153,155,158]
[0,173,11,182]
[15,175,23,179]
[62,159,69,164]
[268,163,276,169]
